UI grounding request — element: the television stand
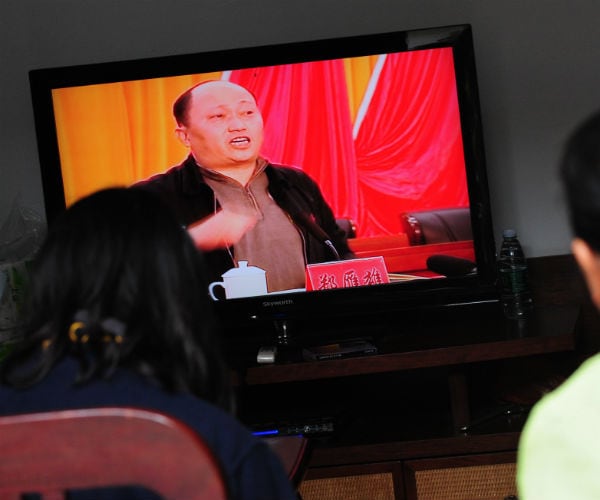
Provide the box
[242,302,578,427]
[236,301,581,500]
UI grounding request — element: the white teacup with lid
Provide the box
[208,261,267,300]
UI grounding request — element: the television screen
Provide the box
[29,24,498,360]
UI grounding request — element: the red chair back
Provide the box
[0,407,228,500]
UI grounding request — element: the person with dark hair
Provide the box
[517,110,600,499]
[135,80,353,294]
[0,187,297,500]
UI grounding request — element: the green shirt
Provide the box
[517,353,600,499]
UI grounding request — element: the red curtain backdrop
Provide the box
[353,49,468,236]
[231,48,467,237]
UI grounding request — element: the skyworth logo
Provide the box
[262,299,295,307]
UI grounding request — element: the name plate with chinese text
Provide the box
[305,256,389,291]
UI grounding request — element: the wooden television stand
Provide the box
[236,255,588,499]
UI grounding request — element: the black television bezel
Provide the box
[29,23,499,351]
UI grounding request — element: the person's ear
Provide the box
[572,237,600,309]
[175,126,191,147]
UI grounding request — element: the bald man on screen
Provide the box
[135,80,353,293]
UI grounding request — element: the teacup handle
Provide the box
[208,281,225,301]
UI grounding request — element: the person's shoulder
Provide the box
[520,353,600,445]
[548,353,600,407]
[133,156,194,190]
[517,354,600,499]
[171,394,298,496]
[0,360,297,500]
[268,163,304,175]
[267,163,317,185]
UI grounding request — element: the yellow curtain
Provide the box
[52,56,377,207]
[53,72,220,206]
[344,55,379,122]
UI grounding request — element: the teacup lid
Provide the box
[222,261,265,277]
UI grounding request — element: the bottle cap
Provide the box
[503,229,517,238]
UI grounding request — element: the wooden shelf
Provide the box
[243,304,579,386]
[238,300,580,479]
[257,255,591,498]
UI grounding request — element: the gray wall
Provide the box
[2,0,598,257]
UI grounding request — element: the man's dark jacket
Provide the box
[135,155,353,283]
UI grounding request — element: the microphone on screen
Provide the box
[426,254,477,277]
[295,212,341,261]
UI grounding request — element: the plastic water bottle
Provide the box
[498,229,533,319]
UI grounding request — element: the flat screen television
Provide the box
[29,24,498,362]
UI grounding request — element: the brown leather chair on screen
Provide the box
[400,207,473,246]
[0,407,228,500]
